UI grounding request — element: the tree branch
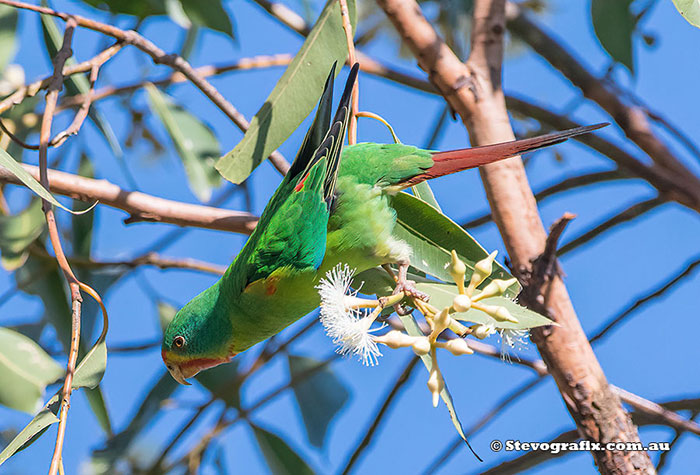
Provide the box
[0,163,259,234]
[506,2,700,208]
[375,0,654,472]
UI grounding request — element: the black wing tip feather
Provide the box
[287,62,340,179]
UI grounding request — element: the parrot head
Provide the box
[161,286,236,385]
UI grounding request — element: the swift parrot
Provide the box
[162,63,606,384]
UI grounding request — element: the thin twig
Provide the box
[557,197,666,256]
[40,17,83,475]
[0,41,123,116]
[589,254,700,344]
[461,169,628,229]
[339,0,359,144]
[340,356,420,474]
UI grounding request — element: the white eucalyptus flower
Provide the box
[499,328,530,362]
[316,264,383,366]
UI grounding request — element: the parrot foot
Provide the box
[383,262,430,316]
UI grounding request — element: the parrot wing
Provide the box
[227,63,359,292]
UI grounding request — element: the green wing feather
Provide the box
[223,64,359,293]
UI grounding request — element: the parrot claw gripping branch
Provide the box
[161,62,607,453]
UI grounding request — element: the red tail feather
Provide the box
[402,123,608,187]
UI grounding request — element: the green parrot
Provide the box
[162,63,605,384]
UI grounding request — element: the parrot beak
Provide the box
[166,363,192,386]
[163,350,237,385]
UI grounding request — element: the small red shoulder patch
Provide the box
[294,173,309,192]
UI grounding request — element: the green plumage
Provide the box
[161,65,604,381]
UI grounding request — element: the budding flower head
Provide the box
[468,250,498,295]
[449,250,467,293]
[317,264,383,366]
[499,328,530,362]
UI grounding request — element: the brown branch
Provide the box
[0,41,123,116]
[0,0,290,176]
[0,163,259,234]
[39,17,83,475]
[558,197,666,256]
[339,0,359,144]
[45,250,226,276]
[375,0,654,472]
[56,54,294,111]
[49,63,100,147]
[340,356,420,474]
[505,3,700,208]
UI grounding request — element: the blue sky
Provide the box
[1,0,699,474]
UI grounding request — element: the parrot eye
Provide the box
[173,335,186,348]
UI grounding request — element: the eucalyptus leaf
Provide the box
[196,359,240,408]
[94,370,179,465]
[0,147,88,214]
[16,252,73,351]
[0,4,18,70]
[158,301,177,331]
[411,181,441,210]
[288,354,350,448]
[0,328,63,414]
[416,283,553,330]
[397,312,480,459]
[0,321,109,465]
[146,83,222,202]
[0,199,45,271]
[216,0,357,184]
[251,423,315,475]
[180,0,235,38]
[673,0,700,27]
[0,395,60,466]
[391,192,519,297]
[591,0,637,73]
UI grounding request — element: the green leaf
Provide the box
[0,395,60,466]
[251,424,315,475]
[196,359,241,408]
[287,354,350,448]
[591,0,637,73]
[0,4,18,70]
[16,252,73,351]
[0,147,88,214]
[146,83,222,202]
[157,301,177,332]
[0,199,45,271]
[82,0,165,17]
[415,283,553,330]
[94,371,179,466]
[216,0,357,184]
[0,327,63,413]
[84,387,112,437]
[0,320,109,465]
[411,181,441,210]
[673,0,700,28]
[391,192,519,297]
[179,0,235,38]
[72,330,108,390]
[397,312,478,458]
